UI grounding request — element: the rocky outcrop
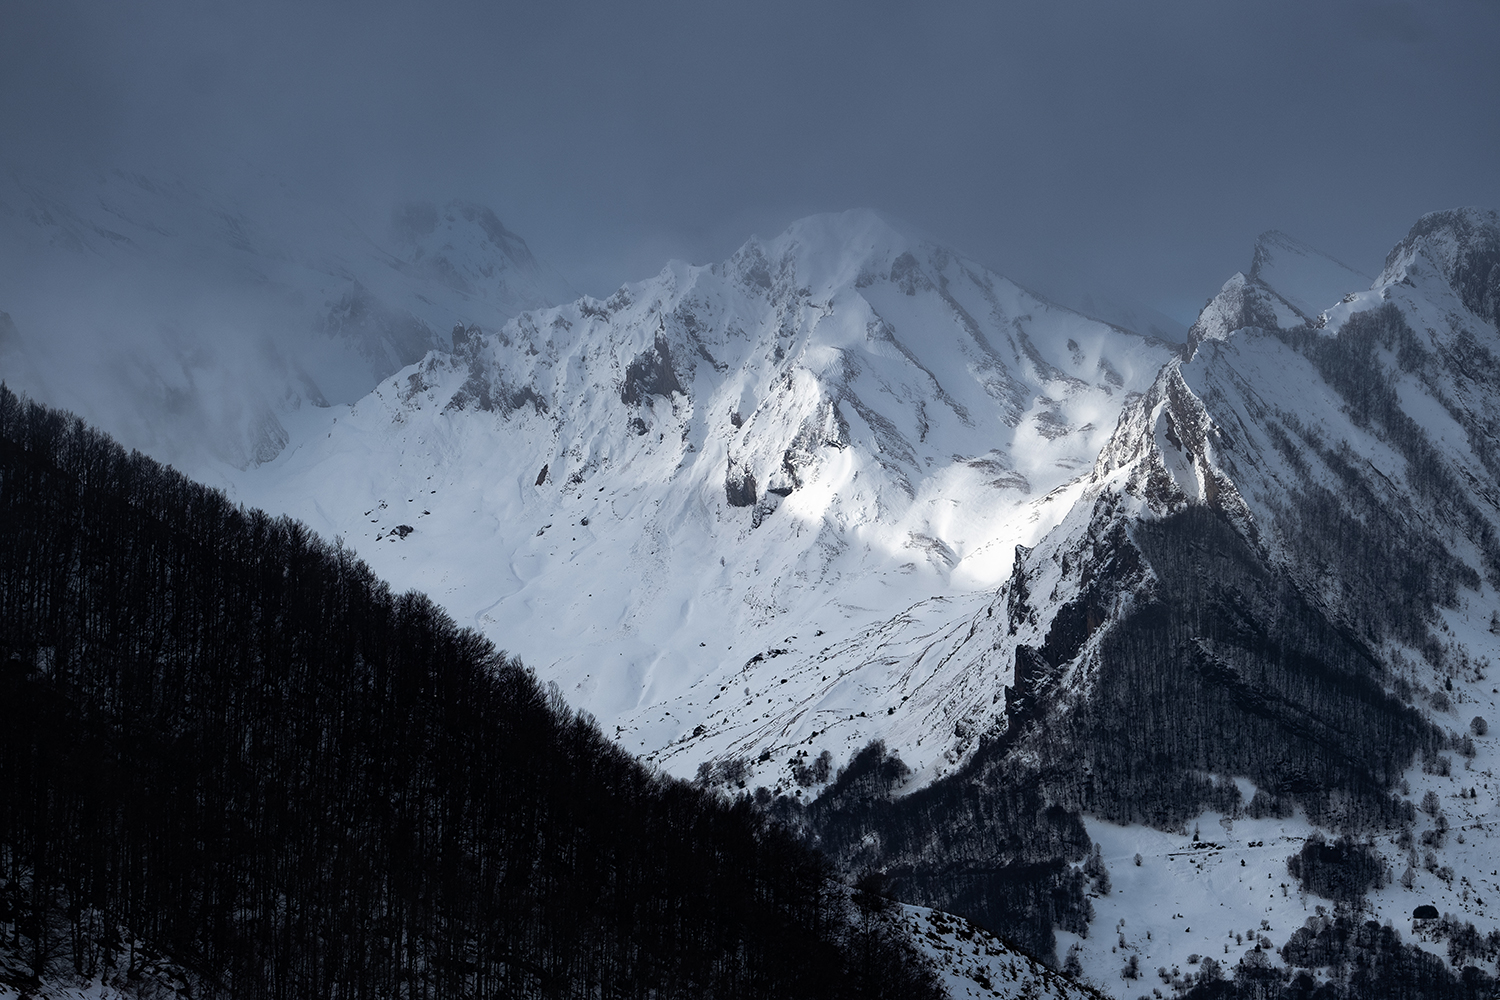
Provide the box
[620,330,685,405]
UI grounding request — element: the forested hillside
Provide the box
[0,385,942,1000]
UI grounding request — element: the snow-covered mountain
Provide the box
[211,202,1500,994]
[993,208,1500,805]
[13,179,1500,995]
[0,165,572,469]
[224,208,1175,790]
[814,209,1500,990]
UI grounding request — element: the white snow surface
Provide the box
[1248,229,1370,321]
[901,904,1105,999]
[1062,804,1322,994]
[220,209,1174,791]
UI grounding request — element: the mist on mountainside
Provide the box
[0,165,573,471]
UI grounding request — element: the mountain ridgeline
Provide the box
[0,385,942,1000]
[792,209,1500,995]
[224,209,1177,794]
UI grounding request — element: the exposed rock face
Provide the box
[620,331,685,405]
[724,461,757,507]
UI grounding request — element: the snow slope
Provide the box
[1247,229,1370,322]
[902,904,1106,999]
[224,209,1175,791]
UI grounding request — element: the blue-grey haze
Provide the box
[2,0,1498,322]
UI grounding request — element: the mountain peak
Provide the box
[388,199,576,308]
[1380,206,1500,327]
[1186,272,1278,350]
[773,207,916,250]
[718,209,928,297]
[1247,228,1369,320]
[0,168,578,473]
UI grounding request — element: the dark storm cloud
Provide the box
[3,0,1498,319]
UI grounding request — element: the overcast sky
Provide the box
[4,0,1498,322]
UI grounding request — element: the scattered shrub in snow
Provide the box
[828,739,911,800]
[1253,912,1496,1000]
[1434,916,1500,967]
[696,755,752,788]
[791,749,833,787]
[1422,811,1449,850]
[1286,833,1387,902]
[1084,843,1111,895]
